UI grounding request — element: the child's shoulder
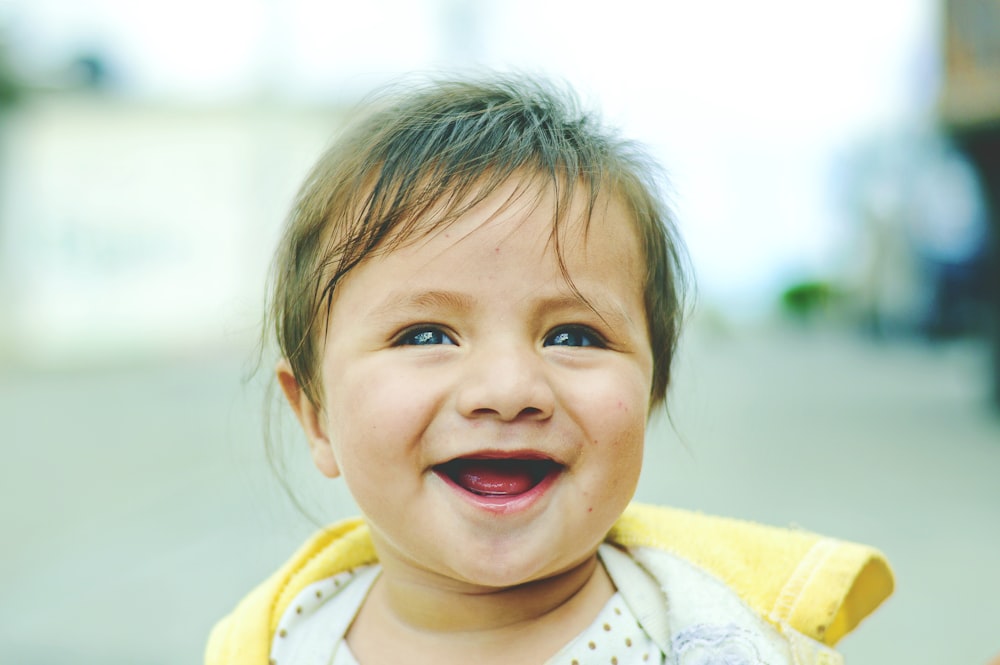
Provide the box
[605,503,894,662]
[205,516,375,665]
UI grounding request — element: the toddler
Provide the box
[206,75,893,665]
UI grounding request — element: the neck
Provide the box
[381,552,607,632]
[347,548,616,664]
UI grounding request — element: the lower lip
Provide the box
[434,467,561,515]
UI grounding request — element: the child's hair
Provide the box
[267,73,687,412]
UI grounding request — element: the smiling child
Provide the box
[206,75,893,665]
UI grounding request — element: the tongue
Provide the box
[446,459,548,496]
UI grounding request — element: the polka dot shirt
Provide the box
[268,566,665,664]
[548,591,665,664]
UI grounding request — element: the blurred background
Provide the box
[0,1,998,663]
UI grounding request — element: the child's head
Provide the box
[270,74,687,588]
[270,75,685,415]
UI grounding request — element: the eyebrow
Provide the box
[369,290,477,321]
[538,293,637,330]
[370,289,636,330]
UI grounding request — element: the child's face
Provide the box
[282,178,653,590]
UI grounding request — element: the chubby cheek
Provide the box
[568,373,648,495]
[324,363,442,488]
[600,409,646,486]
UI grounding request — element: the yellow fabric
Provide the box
[204,517,376,665]
[606,504,894,646]
[205,503,893,664]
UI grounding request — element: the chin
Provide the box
[447,545,588,591]
[457,567,552,591]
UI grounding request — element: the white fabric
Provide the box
[268,565,379,665]
[268,553,664,665]
[546,589,665,664]
[613,545,843,665]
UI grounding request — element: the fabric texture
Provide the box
[266,549,671,665]
[205,503,894,665]
[270,574,665,665]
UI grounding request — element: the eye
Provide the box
[396,326,456,346]
[544,325,605,348]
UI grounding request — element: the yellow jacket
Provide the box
[205,503,893,664]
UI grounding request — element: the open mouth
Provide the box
[434,457,562,497]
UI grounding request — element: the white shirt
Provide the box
[268,549,664,665]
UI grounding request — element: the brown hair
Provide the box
[268,74,687,412]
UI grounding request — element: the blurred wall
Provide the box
[0,92,343,364]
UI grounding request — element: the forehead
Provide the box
[378,175,644,271]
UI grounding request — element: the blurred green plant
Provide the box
[779,280,843,319]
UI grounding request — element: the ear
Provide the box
[275,358,341,479]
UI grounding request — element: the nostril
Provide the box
[468,405,546,420]
[471,407,500,417]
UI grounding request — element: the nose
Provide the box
[455,341,555,422]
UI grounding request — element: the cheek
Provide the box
[566,370,648,463]
[605,406,646,476]
[324,363,442,465]
[579,364,650,421]
[602,376,649,457]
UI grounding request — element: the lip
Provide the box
[432,451,563,515]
